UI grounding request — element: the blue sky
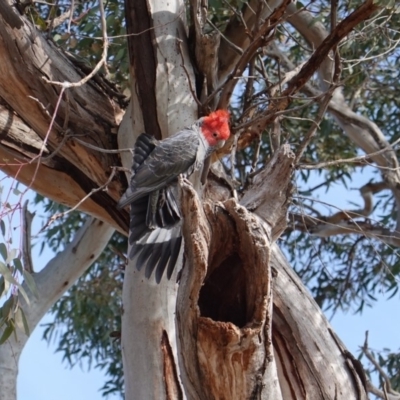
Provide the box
[18,319,118,400]
[7,165,400,399]
[17,296,400,400]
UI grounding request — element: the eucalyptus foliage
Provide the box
[1,0,399,396]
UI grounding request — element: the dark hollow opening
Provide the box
[198,253,248,328]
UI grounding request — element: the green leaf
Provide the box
[82,22,95,34]
[0,296,15,322]
[3,278,9,298]
[14,307,29,336]
[115,48,126,62]
[17,285,30,307]
[14,306,24,332]
[23,270,39,299]
[19,307,30,336]
[6,249,18,264]
[0,323,14,344]
[0,276,4,299]
[0,261,18,286]
[0,220,5,236]
[13,258,23,274]
[373,0,395,7]
[0,244,7,262]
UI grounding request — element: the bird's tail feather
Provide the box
[129,226,182,282]
[120,132,183,281]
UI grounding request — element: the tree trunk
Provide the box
[119,1,370,399]
[0,218,114,400]
[0,0,381,398]
[120,1,198,397]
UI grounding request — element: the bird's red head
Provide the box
[201,109,230,147]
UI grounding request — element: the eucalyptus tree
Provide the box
[0,0,399,399]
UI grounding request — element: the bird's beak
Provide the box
[216,140,226,149]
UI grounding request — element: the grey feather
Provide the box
[144,228,170,279]
[129,222,150,245]
[120,131,200,205]
[136,244,153,272]
[166,235,182,280]
[155,241,172,283]
[118,129,203,282]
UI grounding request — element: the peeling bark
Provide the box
[0,103,126,230]
[173,144,368,399]
[162,331,183,400]
[0,1,128,232]
[271,245,368,400]
[0,0,381,398]
[177,183,278,399]
[121,1,198,399]
[176,146,293,399]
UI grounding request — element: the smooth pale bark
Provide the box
[270,245,368,399]
[120,1,197,398]
[280,4,400,235]
[119,0,372,398]
[0,218,114,400]
[0,0,383,398]
[285,3,400,180]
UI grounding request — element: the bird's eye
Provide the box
[212,132,218,138]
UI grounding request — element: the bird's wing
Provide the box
[129,225,182,282]
[131,132,159,173]
[124,131,200,203]
[117,133,158,209]
[117,131,195,282]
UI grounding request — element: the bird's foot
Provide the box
[179,176,192,186]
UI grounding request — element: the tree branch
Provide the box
[253,0,380,134]
[0,217,114,400]
[0,3,128,232]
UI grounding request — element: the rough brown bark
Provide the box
[176,146,367,399]
[177,176,278,400]
[124,0,162,140]
[0,1,128,232]
[271,246,368,400]
[0,0,381,399]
